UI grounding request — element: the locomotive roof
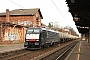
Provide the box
[27,27,59,33]
[47,29,57,32]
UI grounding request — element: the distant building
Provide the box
[0,8,43,44]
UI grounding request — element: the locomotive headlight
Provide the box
[26,39,29,41]
[24,42,28,45]
[36,39,39,41]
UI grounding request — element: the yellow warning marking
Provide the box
[77,41,81,60]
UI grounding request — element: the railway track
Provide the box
[56,41,78,60]
[0,49,34,60]
[38,41,78,60]
[0,40,78,60]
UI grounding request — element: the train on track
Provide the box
[24,27,79,50]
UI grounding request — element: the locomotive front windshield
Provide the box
[26,28,40,34]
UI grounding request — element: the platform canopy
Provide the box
[66,0,90,34]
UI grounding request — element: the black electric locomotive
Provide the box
[24,27,60,49]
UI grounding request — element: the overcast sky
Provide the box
[0,0,79,34]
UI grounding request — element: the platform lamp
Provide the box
[73,16,79,22]
[71,0,75,3]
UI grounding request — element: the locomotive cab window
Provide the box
[26,29,33,33]
[34,29,40,33]
[26,28,40,34]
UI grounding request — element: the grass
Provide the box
[14,42,24,44]
[73,51,82,54]
[78,51,82,54]
[0,46,5,48]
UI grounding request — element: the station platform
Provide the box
[0,43,24,53]
[66,40,90,60]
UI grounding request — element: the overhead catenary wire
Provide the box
[58,0,76,23]
[58,0,69,19]
[57,0,75,25]
[50,0,68,22]
[50,0,80,33]
[9,0,24,8]
[58,0,79,32]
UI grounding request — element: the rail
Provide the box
[39,41,78,60]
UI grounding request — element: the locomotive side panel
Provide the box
[46,30,60,45]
